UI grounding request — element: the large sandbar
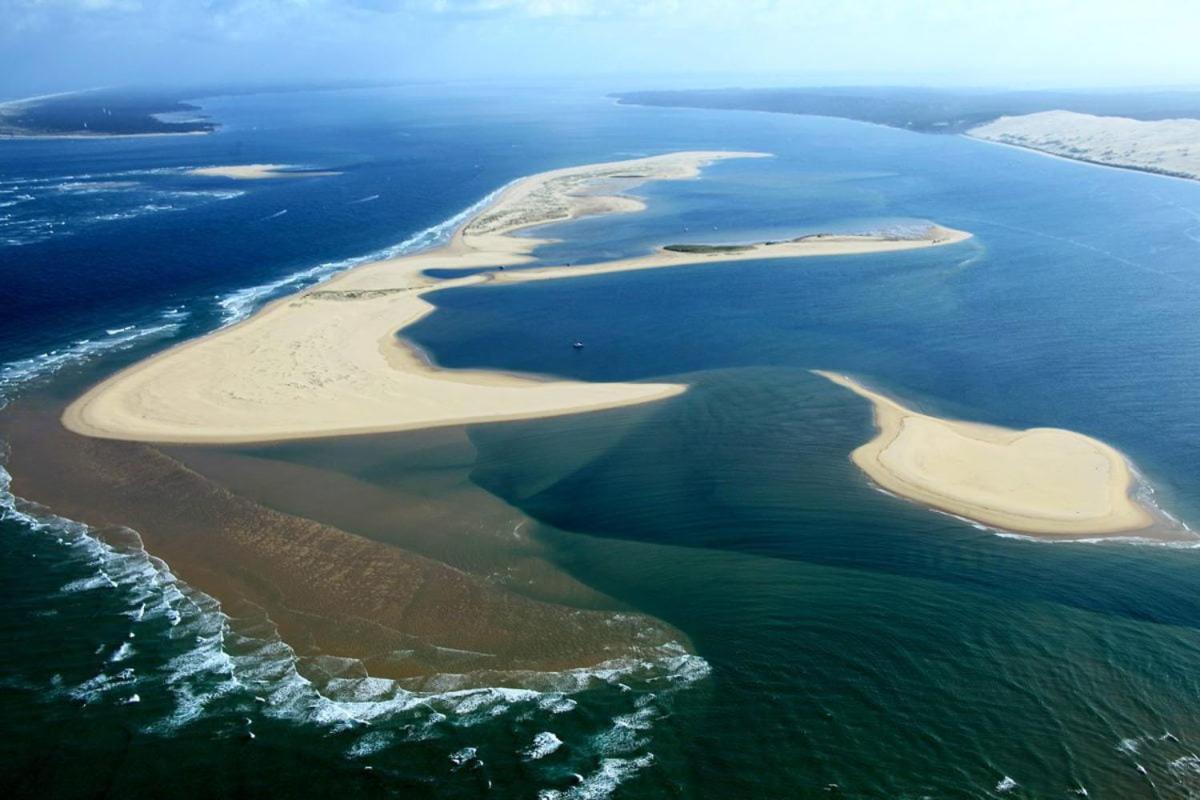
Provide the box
[817,371,1161,537]
[64,151,970,445]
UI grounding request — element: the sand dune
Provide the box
[64,151,970,445]
[816,371,1165,537]
[968,111,1200,181]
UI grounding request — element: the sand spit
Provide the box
[497,225,970,284]
[968,111,1200,182]
[186,163,342,180]
[816,371,1170,538]
[64,151,968,445]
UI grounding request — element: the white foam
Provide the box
[345,730,395,759]
[1118,737,1142,755]
[449,746,478,766]
[538,753,655,800]
[108,642,135,663]
[1168,754,1200,776]
[92,203,179,223]
[522,731,563,761]
[213,179,515,326]
[0,306,187,406]
[996,775,1018,792]
[867,473,1198,548]
[594,706,655,757]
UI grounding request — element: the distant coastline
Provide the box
[615,87,1200,184]
[966,110,1200,183]
[0,89,216,138]
[613,86,1200,134]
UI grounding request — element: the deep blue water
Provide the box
[4,85,1200,798]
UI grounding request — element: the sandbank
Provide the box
[496,225,970,284]
[186,163,342,179]
[4,401,689,681]
[64,151,969,445]
[816,371,1159,537]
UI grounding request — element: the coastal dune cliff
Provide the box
[968,110,1200,181]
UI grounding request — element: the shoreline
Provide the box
[63,151,971,445]
[966,111,1200,184]
[815,371,1184,539]
[965,133,1200,185]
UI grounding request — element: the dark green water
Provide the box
[4,86,1200,798]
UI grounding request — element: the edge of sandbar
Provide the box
[815,370,1173,538]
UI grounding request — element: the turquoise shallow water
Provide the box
[4,86,1200,798]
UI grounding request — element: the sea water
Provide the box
[4,85,1200,798]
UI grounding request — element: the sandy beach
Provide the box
[186,163,342,179]
[64,151,970,445]
[816,371,1163,537]
[968,111,1200,181]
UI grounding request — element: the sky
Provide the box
[2,0,1200,98]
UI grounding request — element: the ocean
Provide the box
[4,85,1200,798]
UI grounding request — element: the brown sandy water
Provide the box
[0,396,688,685]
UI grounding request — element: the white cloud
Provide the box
[1,0,1198,95]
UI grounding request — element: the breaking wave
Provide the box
[214,179,515,325]
[1,458,704,798]
[0,172,703,798]
[0,305,188,406]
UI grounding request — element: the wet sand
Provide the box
[2,400,687,684]
[817,371,1172,538]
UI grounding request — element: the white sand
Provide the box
[968,111,1200,181]
[497,226,970,284]
[64,151,970,445]
[187,164,341,179]
[816,371,1156,536]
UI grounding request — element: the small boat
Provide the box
[572,341,585,350]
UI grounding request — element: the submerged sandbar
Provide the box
[817,371,1163,537]
[186,163,341,180]
[65,151,969,445]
